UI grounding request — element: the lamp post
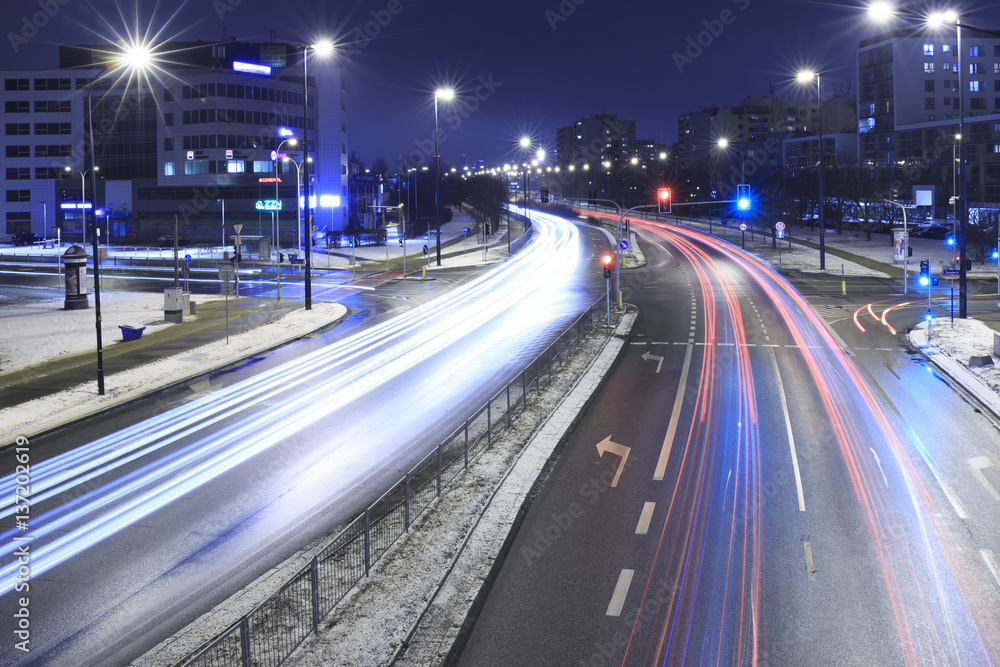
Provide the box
[952,133,961,238]
[433,87,455,266]
[78,42,151,395]
[294,39,333,310]
[796,70,826,270]
[868,3,974,316]
[283,155,310,256]
[504,136,531,253]
[64,166,98,241]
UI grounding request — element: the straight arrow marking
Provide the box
[596,435,631,488]
[641,351,664,373]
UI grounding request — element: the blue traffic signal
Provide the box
[918,259,930,287]
[736,184,751,211]
[945,236,955,247]
[992,248,999,260]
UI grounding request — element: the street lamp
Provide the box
[797,69,826,270]
[283,155,311,255]
[78,40,152,395]
[64,166,98,241]
[433,87,455,266]
[294,39,333,310]
[504,136,531,253]
[868,3,969,316]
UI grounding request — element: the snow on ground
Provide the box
[0,301,345,443]
[921,317,1000,395]
[0,290,182,374]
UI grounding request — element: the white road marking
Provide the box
[982,550,1000,589]
[606,569,635,616]
[771,352,805,512]
[969,455,1000,503]
[635,502,656,535]
[655,344,694,481]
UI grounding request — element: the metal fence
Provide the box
[183,293,617,667]
[509,212,533,255]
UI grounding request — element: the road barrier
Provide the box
[182,293,617,667]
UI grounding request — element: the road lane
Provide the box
[457,218,1000,666]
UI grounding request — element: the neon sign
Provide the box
[255,200,283,211]
[233,61,272,76]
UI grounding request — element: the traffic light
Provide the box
[737,184,751,211]
[541,187,549,203]
[601,253,613,278]
[657,188,671,214]
[359,195,368,214]
[946,235,955,247]
[588,188,597,205]
[918,260,930,287]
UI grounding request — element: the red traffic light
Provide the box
[602,253,613,266]
[657,188,671,214]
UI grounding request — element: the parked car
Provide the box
[157,235,192,247]
[11,232,44,246]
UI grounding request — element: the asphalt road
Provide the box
[456,221,1000,665]
[0,214,612,666]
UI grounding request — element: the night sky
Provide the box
[1,0,995,168]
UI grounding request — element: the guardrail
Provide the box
[182,293,616,667]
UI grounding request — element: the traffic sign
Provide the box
[739,223,747,231]
[184,253,192,263]
[462,227,469,234]
[777,231,785,239]
[423,245,429,255]
[775,221,785,231]
[218,264,236,282]
[620,239,628,250]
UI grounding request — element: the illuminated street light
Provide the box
[294,38,334,310]
[796,68,826,270]
[433,87,455,266]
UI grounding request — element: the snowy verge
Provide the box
[0,302,347,444]
[908,318,1000,420]
[0,290,214,374]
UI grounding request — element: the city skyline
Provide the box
[0,0,905,165]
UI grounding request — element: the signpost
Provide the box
[739,222,747,248]
[422,244,429,280]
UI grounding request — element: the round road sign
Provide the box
[620,240,629,250]
[775,221,785,231]
[462,226,470,234]
[218,264,236,282]
[739,223,747,231]
[184,253,192,263]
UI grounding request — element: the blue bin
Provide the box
[119,325,146,341]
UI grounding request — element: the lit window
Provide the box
[943,44,951,52]
[970,46,979,57]
[227,160,245,173]
[971,81,980,92]
[164,161,174,176]
[923,44,934,56]
[924,62,935,73]
[253,160,272,173]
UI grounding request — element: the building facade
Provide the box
[1,39,348,244]
[858,28,1000,207]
